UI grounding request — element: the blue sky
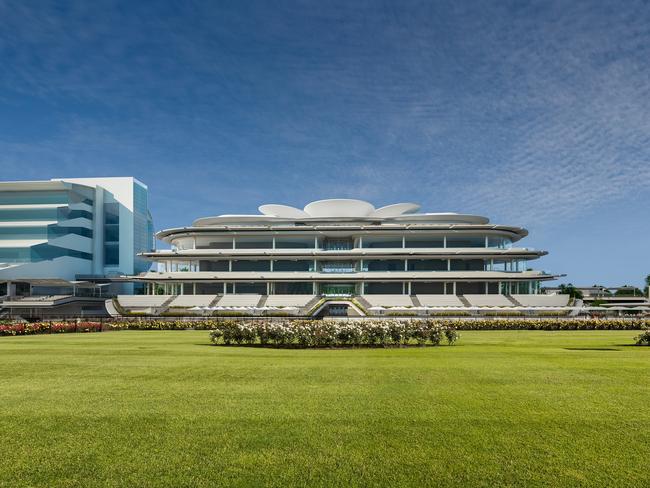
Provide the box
[1,0,649,286]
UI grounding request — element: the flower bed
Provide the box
[0,321,103,336]
[2,317,648,339]
[208,319,459,347]
[106,317,650,332]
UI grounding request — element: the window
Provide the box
[104,202,120,266]
[363,259,404,271]
[455,282,485,294]
[411,282,444,294]
[487,236,512,249]
[273,260,314,272]
[405,236,445,248]
[196,237,233,249]
[407,259,447,271]
[320,261,356,273]
[361,236,403,248]
[199,260,229,272]
[273,282,313,294]
[234,282,267,294]
[320,283,357,295]
[323,238,353,250]
[446,235,486,248]
[104,243,119,266]
[275,237,314,249]
[363,282,404,294]
[195,283,224,295]
[450,259,486,271]
[231,260,271,272]
[235,237,273,249]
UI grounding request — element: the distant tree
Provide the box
[645,274,650,296]
[614,286,643,297]
[558,283,583,299]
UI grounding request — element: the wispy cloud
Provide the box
[0,0,648,282]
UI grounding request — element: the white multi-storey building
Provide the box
[130,199,563,315]
[0,177,154,297]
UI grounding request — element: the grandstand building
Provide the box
[122,199,568,316]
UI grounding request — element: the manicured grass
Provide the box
[0,330,648,487]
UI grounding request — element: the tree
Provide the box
[558,283,583,299]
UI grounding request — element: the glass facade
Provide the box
[133,182,154,274]
[104,202,120,266]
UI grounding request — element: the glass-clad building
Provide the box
[136,199,558,305]
[0,177,154,286]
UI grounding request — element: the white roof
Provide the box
[192,199,490,226]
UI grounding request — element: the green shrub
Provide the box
[634,329,650,345]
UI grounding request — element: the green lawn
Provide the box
[0,330,648,487]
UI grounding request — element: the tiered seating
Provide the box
[169,295,217,307]
[416,295,464,307]
[512,294,569,307]
[362,295,414,307]
[265,295,315,307]
[463,294,513,307]
[217,295,261,307]
[117,295,172,308]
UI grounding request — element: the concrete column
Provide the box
[453,282,457,295]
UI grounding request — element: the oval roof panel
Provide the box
[259,204,309,218]
[370,203,420,218]
[303,199,375,218]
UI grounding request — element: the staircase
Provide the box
[410,295,422,307]
[301,296,324,316]
[505,295,523,307]
[256,295,268,308]
[458,295,472,307]
[208,295,223,307]
[354,295,372,310]
[157,295,177,314]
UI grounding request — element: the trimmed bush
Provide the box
[635,329,650,345]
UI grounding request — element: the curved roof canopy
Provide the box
[192,199,491,226]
